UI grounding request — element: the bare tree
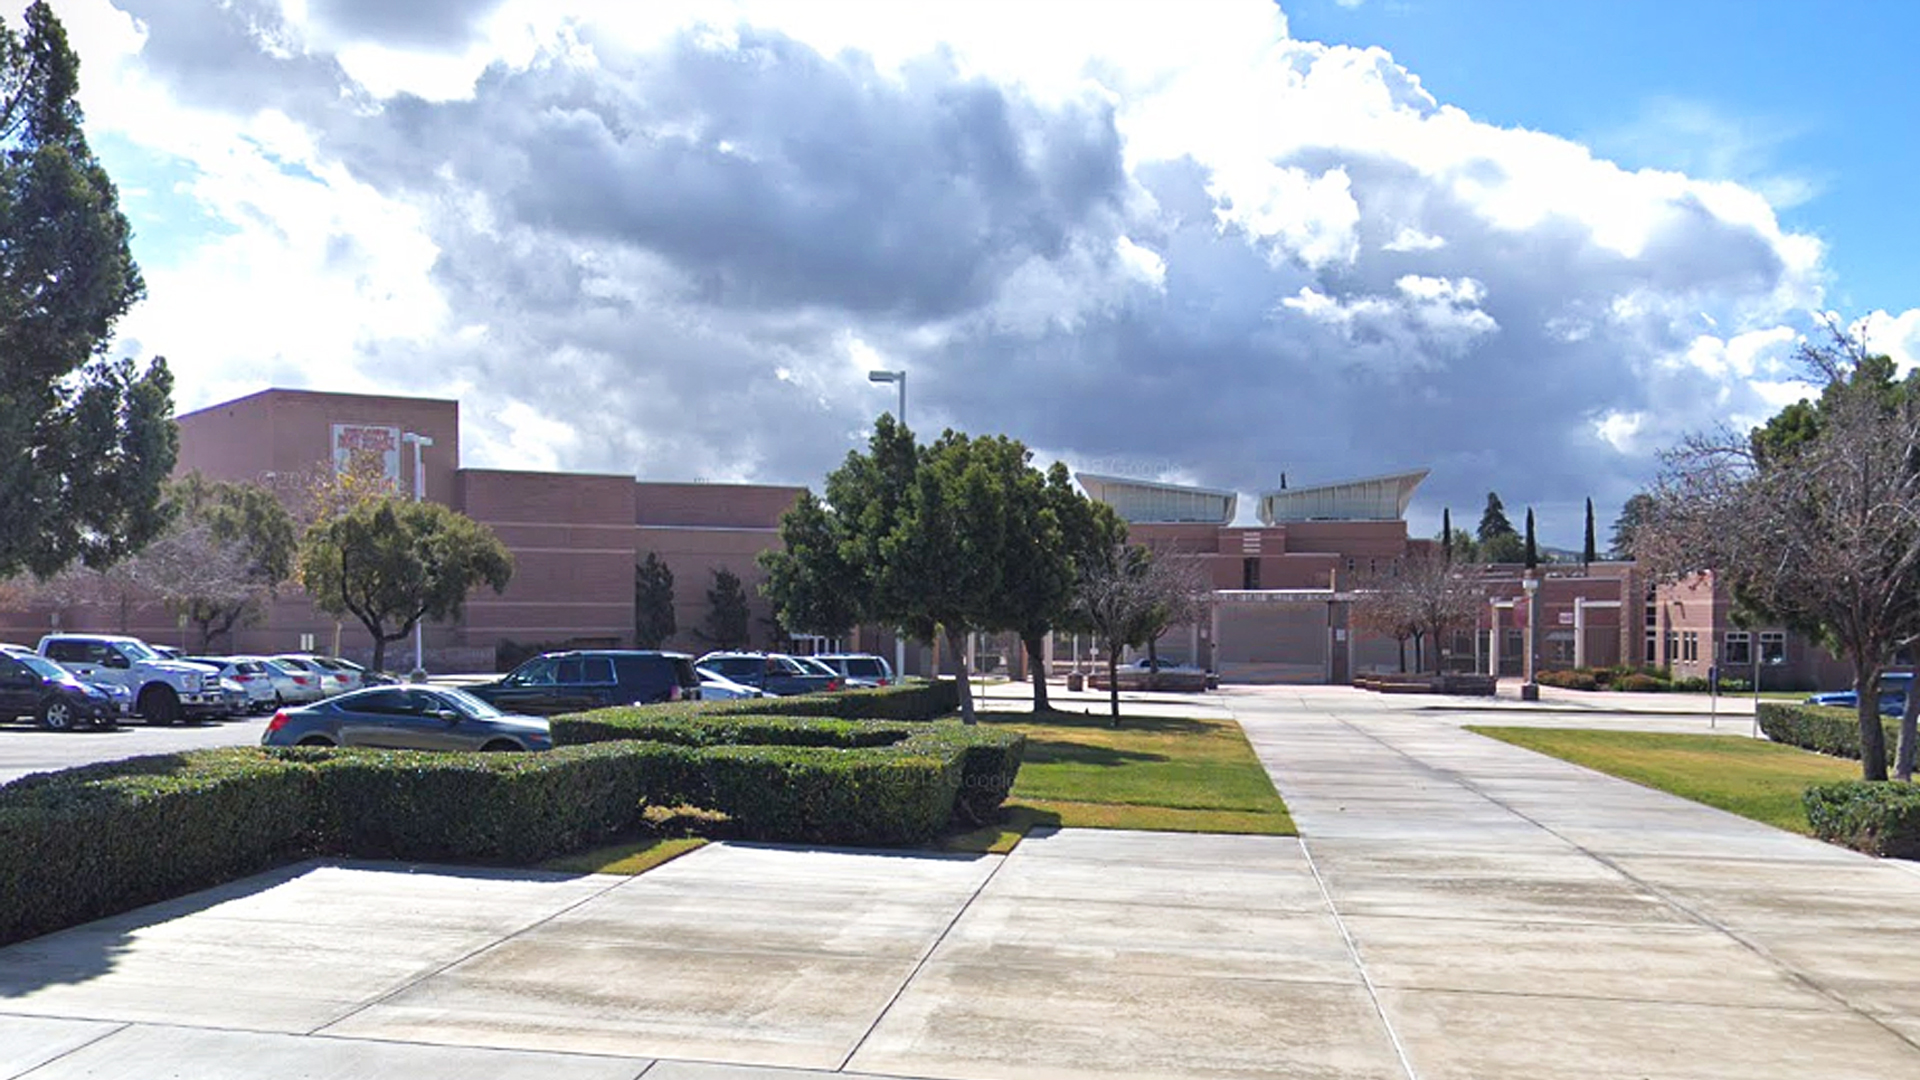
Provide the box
[1637,325,1920,781]
[1353,554,1486,674]
[1073,544,1211,723]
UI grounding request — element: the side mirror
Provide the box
[104,654,130,670]
[435,709,460,723]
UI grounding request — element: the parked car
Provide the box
[1807,672,1912,716]
[466,650,702,716]
[313,656,391,690]
[0,649,123,730]
[272,655,349,698]
[1127,657,1204,672]
[263,685,551,751]
[814,652,896,687]
[186,656,280,714]
[244,656,325,705]
[696,666,770,700]
[37,634,229,725]
[695,652,840,696]
[796,654,878,689]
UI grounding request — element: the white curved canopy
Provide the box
[1076,472,1237,524]
[1257,469,1428,524]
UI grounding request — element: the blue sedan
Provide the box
[1806,673,1912,716]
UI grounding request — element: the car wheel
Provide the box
[297,736,334,747]
[138,685,182,726]
[38,699,75,732]
[480,740,519,752]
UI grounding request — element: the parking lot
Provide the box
[0,713,269,787]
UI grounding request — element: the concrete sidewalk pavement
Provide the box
[5,684,1918,1079]
[1234,685,1920,1079]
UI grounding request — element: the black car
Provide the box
[263,686,551,751]
[465,650,702,716]
[695,652,841,696]
[0,650,121,730]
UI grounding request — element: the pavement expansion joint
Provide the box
[1298,836,1421,1080]
[301,869,634,1038]
[1309,705,1920,1059]
[833,851,1009,1072]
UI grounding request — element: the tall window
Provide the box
[1645,631,1658,664]
[1242,557,1261,591]
[1666,631,1678,664]
[1724,631,1752,666]
[1760,631,1786,664]
[1681,631,1699,663]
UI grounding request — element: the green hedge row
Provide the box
[693,679,959,722]
[1804,781,1920,858]
[0,710,1021,947]
[1756,702,1899,767]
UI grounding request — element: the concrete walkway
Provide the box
[3,685,1918,1078]
[1231,686,1920,1080]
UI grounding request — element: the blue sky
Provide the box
[1290,0,1918,315]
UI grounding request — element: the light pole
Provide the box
[867,369,907,681]
[401,432,434,683]
[1521,574,1540,700]
[867,369,906,426]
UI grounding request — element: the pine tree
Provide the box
[633,552,676,648]
[1477,492,1516,542]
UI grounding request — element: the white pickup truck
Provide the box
[37,634,228,725]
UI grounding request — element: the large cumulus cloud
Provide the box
[61,0,1878,541]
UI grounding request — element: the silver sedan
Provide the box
[262,686,552,752]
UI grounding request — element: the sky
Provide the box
[26,0,1920,545]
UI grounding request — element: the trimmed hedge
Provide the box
[1536,670,1599,691]
[0,703,1022,946]
[1757,702,1899,767]
[1804,781,1920,858]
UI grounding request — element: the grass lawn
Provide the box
[964,708,1294,845]
[541,837,707,875]
[1467,726,1862,834]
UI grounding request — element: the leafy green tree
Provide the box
[1583,498,1597,564]
[166,473,296,651]
[0,3,175,580]
[633,551,676,649]
[980,458,1126,712]
[702,567,751,650]
[1610,493,1654,560]
[298,495,514,673]
[761,491,866,640]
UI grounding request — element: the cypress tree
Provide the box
[1524,508,1539,570]
[1583,498,1597,564]
[1441,507,1453,563]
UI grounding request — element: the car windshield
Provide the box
[257,659,291,675]
[15,653,70,681]
[438,687,505,719]
[697,667,737,685]
[770,657,808,675]
[119,641,158,662]
[798,657,835,676]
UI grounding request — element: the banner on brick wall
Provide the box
[331,423,401,490]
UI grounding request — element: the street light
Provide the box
[401,432,435,683]
[867,369,907,681]
[867,369,906,426]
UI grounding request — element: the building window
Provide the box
[1724,631,1751,666]
[1665,631,1678,664]
[1645,631,1658,664]
[1681,631,1699,663]
[1346,557,1356,573]
[1760,631,1786,664]
[1645,602,1658,628]
[1242,557,1261,591]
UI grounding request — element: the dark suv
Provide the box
[465,650,701,716]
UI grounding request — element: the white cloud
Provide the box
[46,0,1914,532]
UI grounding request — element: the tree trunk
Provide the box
[1857,668,1889,782]
[1413,632,1427,674]
[1898,685,1919,783]
[370,636,387,675]
[1023,632,1050,713]
[1107,650,1121,727]
[1146,635,1160,690]
[946,627,976,725]
[1397,638,1406,674]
